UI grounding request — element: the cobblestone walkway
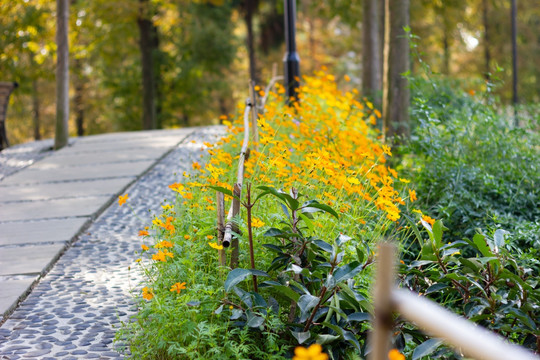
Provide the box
[0,126,224,359]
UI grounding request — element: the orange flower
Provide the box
[141,244,149,251]
[422,215,436,225]
[192,162,202,170]
[170,282,186,294]
[409,189,417,202]
[388,349,405,360]
[142,287,154,300]
[293,343,328,360]
[118,194,128,206]
[139,230,149,236]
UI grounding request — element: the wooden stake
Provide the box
[229,183,241,269]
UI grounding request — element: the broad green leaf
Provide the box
[336,234,352,246]
[214,305,224,314]
[246,313,264,328]
[321,322,344,336]
[272,285,300,302]
[262,244,283,253]
[291,331,311,344]
[299,213,314,232]
[425,283,449,295]
[466,304,486,317]
[230,309,243,320]
[507,308,537,330]
[315,334,340,345]
[412,339,442,360]
[473,234,492,257]
[224,269,268,292]
[313,239,332,252]
[301,200,339,219]
[347,312,371,322]
[298,294,319,314]
[208,185,234,198]
[458,258,482,272]
[494,229,508,250]
[224,268,252,292]
[356,246,365,264]
[432,220,443,248]
[333,261,362,285]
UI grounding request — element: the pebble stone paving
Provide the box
[0,126,224,359]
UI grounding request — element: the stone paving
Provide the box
[0,126,224,359]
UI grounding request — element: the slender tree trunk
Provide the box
[511,0,518,126]
[383,0,410,141]
[245,0,257,83]
[31,77,41,141]
[362,0,382,106]
[151,23,162,129]
[137,0,157,130]
[55,0,69,150]
[482,0,491,80]
[74,58,84,136]
[442,18,450,75]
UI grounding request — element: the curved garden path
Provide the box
[0,126,224,359]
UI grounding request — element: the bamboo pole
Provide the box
[392,290,539,360]
[216,192,226,266]
[249,82,259,152]
[222,99,251,267]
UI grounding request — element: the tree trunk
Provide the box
[245,0,257,83]
[482,0,491,80]
[55,0,69,150]
[74,58,84,136]
[511,0,518,126]
[442,15,450,75]
[383,0,410,141]
[32,79,41,141]
[137,0,157,130]
[151,23,162,129]
[362,0,382,106]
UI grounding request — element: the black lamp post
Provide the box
[283,0,300,101]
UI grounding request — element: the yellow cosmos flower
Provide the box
[170,282,186,294]
[347,176,360,185]
[251,218,265,228]
[142,287,153,300]
[118,194,128,206]
[209,242,224,250]
[293,343,328,360]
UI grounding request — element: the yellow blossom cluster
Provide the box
[193,69,407,225]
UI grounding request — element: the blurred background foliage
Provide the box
[0,0,539,145]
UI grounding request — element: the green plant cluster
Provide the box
[117,73,539,359]
[391,77,540,358]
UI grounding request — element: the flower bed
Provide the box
[117,70,413,359]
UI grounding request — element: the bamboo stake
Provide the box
[368,242,396,360]
[216,192,226,266]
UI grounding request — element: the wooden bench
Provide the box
[0,81,18,151]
